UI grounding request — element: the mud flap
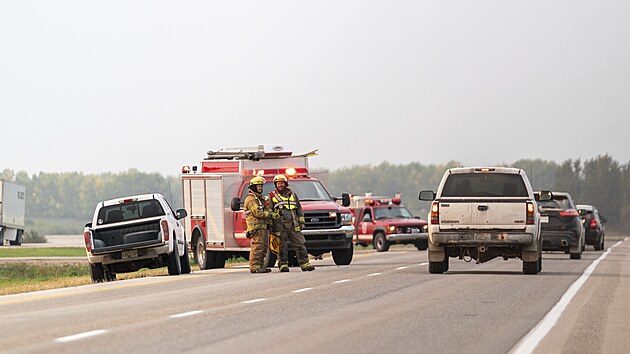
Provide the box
[428,249,446,262]
[521,250,540,262]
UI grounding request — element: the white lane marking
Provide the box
[367,272,382,277]
[55,330,108,343]
[510,240,624,354]
[242,298,267,304]
[418,262,428,266]
[334,279,351,284]
[170,310,204,318]
[292,288,313,293]
[396,266,409,270]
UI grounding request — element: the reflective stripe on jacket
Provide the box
[244,192,270,231]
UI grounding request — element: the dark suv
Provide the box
[576,204,606,251]
[535,191,585,259]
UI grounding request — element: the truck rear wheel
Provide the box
[522,257,541,275]
[332,244,353,265]
[9,230,23,246]
[180,236,191,274]
[90,263,105,283]
[374,232,390,252]
[167,238,182,275]
[195,237,209,270]
[428,257,448,274]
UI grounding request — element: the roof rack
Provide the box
[205,144,318,161]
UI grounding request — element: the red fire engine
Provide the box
[349,193,428,252]
[181,144,355,269]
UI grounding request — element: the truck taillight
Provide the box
[84,231,92,253]
[590,219,598,229]
[431,202,439,224]
[526,202,535,225]
[161,220,170,241]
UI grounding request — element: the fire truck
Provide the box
[181,144,355,269]
[349,193,428,252]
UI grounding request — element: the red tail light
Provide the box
[431,202,439,224]
[559,209,579,217]
[84,231,92,253]
[161,220,170,241]
[526,202,535,225]
[590,219,598,229]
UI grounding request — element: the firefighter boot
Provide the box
[279,264,289,272]
[300,262,315,272]
[251,268,272,273]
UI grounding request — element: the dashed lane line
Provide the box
[55,330,108,343]
[396,266,409,270]
[292,288,313,293]
[169,310,204,318]
[334,279,351,284]
[241,298,267,304]
[367,272,382,277]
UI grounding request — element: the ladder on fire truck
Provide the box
[205,144,318,161]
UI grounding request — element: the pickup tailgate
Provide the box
[439,200,527,230]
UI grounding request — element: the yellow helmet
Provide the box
[249,176,266,186]
[273,174,288,184]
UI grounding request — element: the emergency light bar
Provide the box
[206,144,293,160]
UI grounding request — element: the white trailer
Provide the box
[0,180,26,246]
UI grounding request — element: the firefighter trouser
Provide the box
[277,224,310,269]
[249,229,269,271]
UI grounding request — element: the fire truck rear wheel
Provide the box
[374,232,390,252]
[195,236,208,270]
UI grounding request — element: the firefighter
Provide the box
[244,176,272,273]
[269,174,315,272]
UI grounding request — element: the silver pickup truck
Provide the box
[84,194,190,282]
[419,167,551,275]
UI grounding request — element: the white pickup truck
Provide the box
[419,167,551,275]
[84,194,190,282]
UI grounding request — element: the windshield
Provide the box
[97,199,164,225]
[374,206,414,219]
[538,196,571,210]
[241,179,333,202]
[442,173,528,197]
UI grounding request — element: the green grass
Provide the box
[0,248,86,258]
[0,263,91,295]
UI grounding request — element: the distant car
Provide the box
[576,204,606,251]
[536,191,585,259]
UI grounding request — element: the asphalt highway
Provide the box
[1,239,628,354]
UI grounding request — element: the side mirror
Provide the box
[341,193,351,207]
[601,216,607,223]
[84,222,93,228]
[419,190,436,201]
[175,209,188,220]
[231,197,241,211]
[538,191,553,202]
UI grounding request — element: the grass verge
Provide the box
[0,248,86,258]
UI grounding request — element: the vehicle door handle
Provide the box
[477,205,488,211]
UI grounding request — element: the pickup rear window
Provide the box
[442,173,528,197]
[97,199,165,225]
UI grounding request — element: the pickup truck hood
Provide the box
[376,218,427,227]
[301,200,346,212]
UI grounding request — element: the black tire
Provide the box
[332,244,353,265]
[180,236,191,274]
[415,239,428,251]
[167,237,182,275]
[194,236,209,270]
[428,256,448,274]
[9,230,23,246]
[570,250,582,259]
[374,232,390,252]
[594,235,604,251]
[538,254,543,272]
[523,259,539,274]
[90,263,105,283]
[105,271,116,282]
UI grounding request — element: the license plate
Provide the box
[122,250,138,259]
[540,216,549,223]
[410,228,420,233]
[477,233,491,240]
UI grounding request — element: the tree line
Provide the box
[2,154,629,234]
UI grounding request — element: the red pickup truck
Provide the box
[349,194,428,252]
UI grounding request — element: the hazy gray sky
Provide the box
[2,1,629,176]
